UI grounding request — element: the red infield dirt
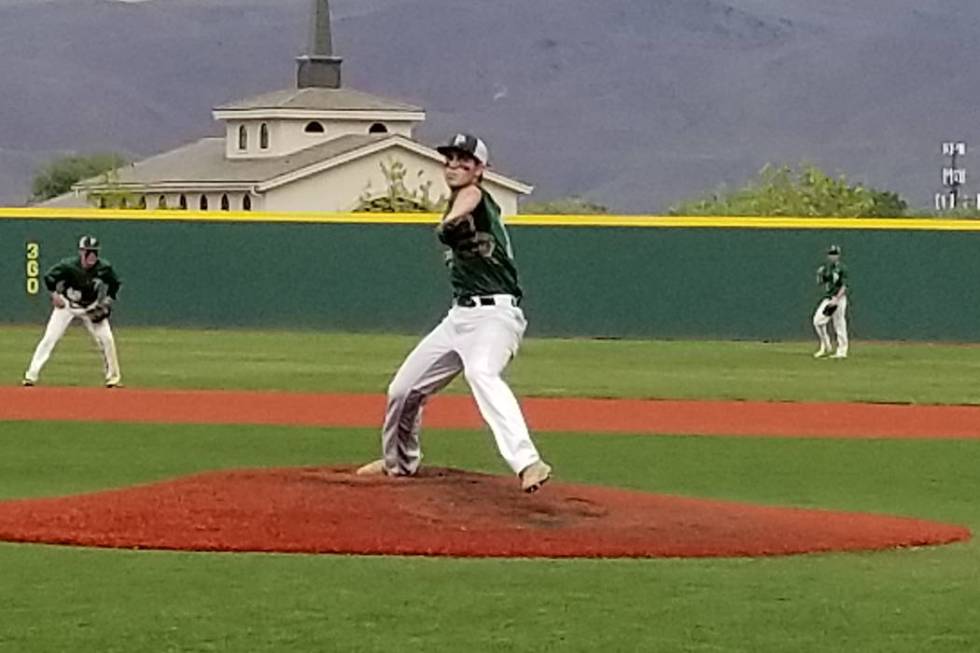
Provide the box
[0,387,974,557]
[3,387,980,439]
[0,466,969,558]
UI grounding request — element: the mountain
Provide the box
[1,0,979,211]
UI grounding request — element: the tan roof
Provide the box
[215,87,422,113]
[75,134,386,187]
[68,134,533,195]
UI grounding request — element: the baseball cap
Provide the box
[827,244,841,255]
[436,133,489,165]
[78,235,100,251]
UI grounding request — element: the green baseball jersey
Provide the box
[444,186,522,299]
[816,261,847,299]
[43,256,122,307]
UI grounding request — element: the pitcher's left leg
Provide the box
[458,310,541,475]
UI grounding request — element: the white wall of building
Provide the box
[224,119,416,159]
[128,191,261,212]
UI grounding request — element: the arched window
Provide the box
[305,121,325,134]
[157,195,167,209]
[138,196,147,209]
[368,122,388,134]
[119,197,128,209]
[179,194,188,210]
[98,196,107,209]
[259,123,269,149]
[220,194,230,211]
[238,125,248,151]
[199,195,209,211]
[243,195,252,212]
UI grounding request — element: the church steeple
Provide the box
[296,0,343,89]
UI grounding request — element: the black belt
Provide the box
[456,295,519,308]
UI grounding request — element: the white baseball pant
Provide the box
[25,302,121,384]
[813,296,848,356]
[379,294,541,476]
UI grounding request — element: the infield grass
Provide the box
[0,423,977,652]
[2,325,980,404]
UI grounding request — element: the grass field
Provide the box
[3,325,980,403]
[1,326,979,652]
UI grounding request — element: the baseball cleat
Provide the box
[105,378,123,388]
[831,352,848,359]
[21,378,35,387]
[355,459,388,476]
[813,349,829,359]
[520,460,552,493]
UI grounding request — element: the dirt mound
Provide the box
[0,467,969,558]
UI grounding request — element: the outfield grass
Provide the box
[3,325,980,404]
[1,327,978,651]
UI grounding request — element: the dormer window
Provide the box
[368,122,388,134]
[260,123,270,150]
[305,121,325,134]
[238,125,248,151]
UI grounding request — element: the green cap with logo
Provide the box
[78,235,100,251]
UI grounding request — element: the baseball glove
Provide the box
[437,214,480,255]
[86,303,112,323]
[822,303,838,317]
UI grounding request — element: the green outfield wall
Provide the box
[3,209,980,341]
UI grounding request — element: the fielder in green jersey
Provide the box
[819,259,847,300]
[23,235,123,387]
[357,133,551,493]
[813,244,849,359]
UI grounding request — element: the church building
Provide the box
[43,0,531,215]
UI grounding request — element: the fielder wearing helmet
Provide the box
[23,235,124,387]
[813,244,849,359]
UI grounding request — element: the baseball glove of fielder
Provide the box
[822,303,838,317]
[437,214,480,255]
[86,303,112,323]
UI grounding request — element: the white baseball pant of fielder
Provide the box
[812,296,849,357]
[379,294,540,476]
[25,301,121,385]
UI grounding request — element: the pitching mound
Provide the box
[0,467,969,558]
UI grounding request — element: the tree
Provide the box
[520,196,610,214]
[30,152,129,202]
[354,158,447,212]
[669,164,908,217]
